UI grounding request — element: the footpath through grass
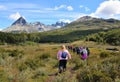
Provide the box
[0,41,120,82]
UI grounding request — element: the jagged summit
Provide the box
[51,21,69,28]
[12,17,27,26]
[3,17,66,33]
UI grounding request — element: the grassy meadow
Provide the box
[0,41,120,82]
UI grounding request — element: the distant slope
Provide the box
[64,16,120,30]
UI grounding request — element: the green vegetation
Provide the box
[0,28,100,44]
[0,28,119,45]
[0,41,120,82]
[65,18,120,29]
[86,28,120,45]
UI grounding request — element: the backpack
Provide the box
[81,51,84,56]
[61,51,67,58]
[81,49,88,60]
[81,49,87,55]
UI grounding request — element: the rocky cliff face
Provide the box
[12,17,27,26]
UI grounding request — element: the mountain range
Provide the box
[2,17,69,33]
[2,16,120,33]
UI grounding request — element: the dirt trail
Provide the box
[46,66,76,82]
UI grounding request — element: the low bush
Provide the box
[100,51,111,58]
[39,53,50,60]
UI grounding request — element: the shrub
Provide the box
[110,70,120,81]
[0,70,9,82]
[73,60,84,70]
[8,49,24,58]
[92,71,106,82]
[100,52,110,58]
[100,76,113,82]
[76,70,92,82]
[32,68,48,79]
[0,52,9,59]
[53,71,77,82]
[18,63,28,71]
[25,59,45,70]
[39,53,50,60]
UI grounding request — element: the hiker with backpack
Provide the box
[80,47,88,60]
[80,47,88,66]
[57,45,71,73]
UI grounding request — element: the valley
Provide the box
[0,16,120,82]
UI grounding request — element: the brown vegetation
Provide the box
[0,41,120,82]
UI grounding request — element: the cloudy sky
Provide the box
[0,0,120,30]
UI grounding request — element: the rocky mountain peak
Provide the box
[75,16,96,22]
[12,17,27,26]
[31,21,44,26]
[51,21,69,27]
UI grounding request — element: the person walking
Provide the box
[80,47,87,59]
[80,47,88,66]
[57,45,71,73]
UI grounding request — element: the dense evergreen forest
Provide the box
[0,28,120,45]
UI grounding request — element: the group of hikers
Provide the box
[56,45,90,74]
[67,45,90,59]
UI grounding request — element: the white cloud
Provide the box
[90,13,99,18]
[59,19,71,23]
[0,28,2,31]
[67,6,73,11]
[54,5,65,10]
[9,12,21,20]
[46,5,66,11]
[0,5,6,10]
[85,7,90,11]
[80,5,84,8]
[79,5,90,11]
[47,5,73,11]
[93,0,120,17]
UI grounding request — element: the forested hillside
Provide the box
[86,28,120,46]
[0,28,120,46]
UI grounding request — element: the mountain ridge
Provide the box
[64,16,120,30]
[2,15,120,33]
[2,17,69,33]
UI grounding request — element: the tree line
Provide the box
[0,28,119,45]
